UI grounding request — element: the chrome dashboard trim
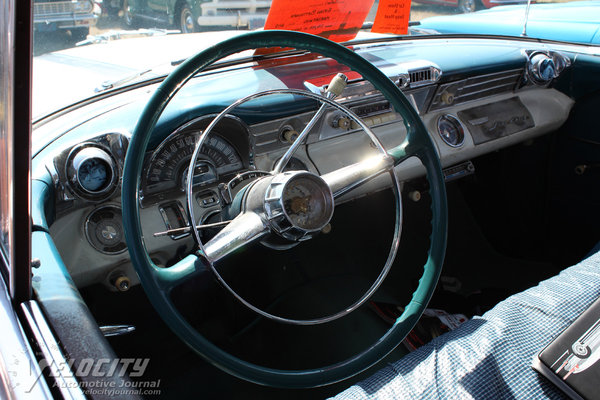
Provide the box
[429,68,523,112]
[0,278,52,399]
[21,300,85,400]
[158,201,190,240]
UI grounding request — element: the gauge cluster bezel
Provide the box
[140,114,252,208]
[67,145,117,195]
[55,132,129,207]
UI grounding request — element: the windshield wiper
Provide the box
[76,28,180,46]
[95,69,153,92]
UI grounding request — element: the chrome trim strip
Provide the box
[429,69,522,111]
[21,301,86,400]
[0,274,52,399]
[158,201,190,240]
[99,325,136,337]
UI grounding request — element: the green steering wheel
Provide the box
[122,30,448,388]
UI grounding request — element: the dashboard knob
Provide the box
[332,115,352,130]
[409,191,421,202]
[441,91,455,105]
[112,274,131,292]
[282,128,299,143]
[325,73,348,98]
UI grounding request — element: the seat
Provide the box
[333,251,600,399]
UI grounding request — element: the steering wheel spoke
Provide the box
[322,153,395,199]
[202,211,268,263]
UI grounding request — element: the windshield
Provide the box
[32,0,596,119]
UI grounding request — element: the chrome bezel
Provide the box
[66,144,118,200]
[437,114,466,148]
[264,171,334,241]
[84,205,127,254]
[158,201,190,240]
[525,50,571,86]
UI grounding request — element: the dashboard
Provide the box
[32,38,576,290]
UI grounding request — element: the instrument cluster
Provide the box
[139,116,252,240]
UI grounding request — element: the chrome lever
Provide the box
[153,219,232,237]
[100,325,136,337]
[273,73,348,174]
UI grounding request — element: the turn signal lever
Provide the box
[325,73,348,98]
[273,73,348,173]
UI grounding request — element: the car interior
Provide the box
[27,23,600,399]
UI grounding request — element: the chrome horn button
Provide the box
[264,171,334,242]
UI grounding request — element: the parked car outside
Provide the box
[120,0,271,32]
[418,0,600,44]
[33,0,101,42]
[412,0,530,14]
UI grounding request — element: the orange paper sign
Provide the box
[263,0,375,42]
[372,0,412,35]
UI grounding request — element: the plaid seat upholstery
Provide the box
[333,252,600,399]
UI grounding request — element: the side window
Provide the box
[0,0,13,273]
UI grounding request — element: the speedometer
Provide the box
[143,130,244,198]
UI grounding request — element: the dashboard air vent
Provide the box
[429,68,522,111]
[411,69,431,84]
[408,66,441,88]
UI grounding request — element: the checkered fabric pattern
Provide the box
[333,252,600,399]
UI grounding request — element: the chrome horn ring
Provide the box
[186,87,403,325]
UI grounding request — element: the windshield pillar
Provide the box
[0,0,33,303]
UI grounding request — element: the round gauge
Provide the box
[78,158,109,192]
[437,115,465,148]
[85,206,127,254]
[144,131,243,197]
[282,175,333,231]
[66,145,118,199]
[527,52,557,85]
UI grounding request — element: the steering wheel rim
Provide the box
[122,30,448,388]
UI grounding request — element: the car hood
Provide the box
[419,1,600,45]
[33,31,254,120]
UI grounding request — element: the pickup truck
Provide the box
[123,0,271,33]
